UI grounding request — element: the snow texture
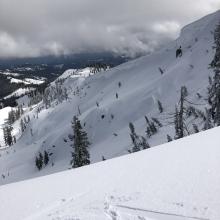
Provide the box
[0,127,219,220]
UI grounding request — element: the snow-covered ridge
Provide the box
[0,72,21,77]
[57,67,103,81]
[4,88,35,99]
[7,77,45,85]
[0,10,220,187]
[0,127,219,220]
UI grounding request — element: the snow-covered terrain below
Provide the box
[8,77,45,85]
[0,127,219,220]
[0,10,220,186]
[24,78,45,85]
[4,88,35,99]
[0,71,21,77]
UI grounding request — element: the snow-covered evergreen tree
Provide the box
[71,116,90,168]
[210,22,220,71]
[8,109,16,125]
[129,122,140,152]
[20,119,26,133]
[44,151,49,166]
[3,124,13,146]
[145,116,158,138]
[35,152,43,171]
[208,22,220,126]
[203,108,213,130]
[174,86,189,139]
[129,122,150,153]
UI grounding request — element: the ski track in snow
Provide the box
[104,195,210,220]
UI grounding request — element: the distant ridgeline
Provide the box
[0,53,129,107]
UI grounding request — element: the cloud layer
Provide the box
[0,0,219,58]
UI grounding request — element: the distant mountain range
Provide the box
[0,52,131,104]
[0,52,130,69]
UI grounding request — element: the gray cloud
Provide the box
[0,0,219,58]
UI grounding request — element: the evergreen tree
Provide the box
[3,127,7,146]
[35,157,40,170]
[3,125,13,146]
[174,86,188,139]
[71,116,90,168]
[39,152,43,168]
[145,116,158,137]
[208,72,220,125]
[209,22,220,126]
[129,122,150,153]
[44,150,49,166]
[157,100,163,113]
[210,22,220,71]
[140,136,150,149]
[35,153,43,171]
[203,108,213,130]
[129,122,140,152]
[20,119,26,133]
[8,109,16,125]
[167,135,173,142]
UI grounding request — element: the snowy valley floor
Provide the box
[0,127,219,220]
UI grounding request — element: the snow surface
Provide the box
[0,127,219,220]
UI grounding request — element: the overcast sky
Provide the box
[0,0,219,59]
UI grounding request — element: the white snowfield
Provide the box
[24,78,45,85]
[0,72,21,77]
[0,10,219,220]
[8,77,45,85]
[4,88,35,99]
[0,127,219,220]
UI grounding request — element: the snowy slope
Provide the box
[0,127,219,220]
[4,88,35,99]
[8,77,45,85]
[0,10,220,185]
